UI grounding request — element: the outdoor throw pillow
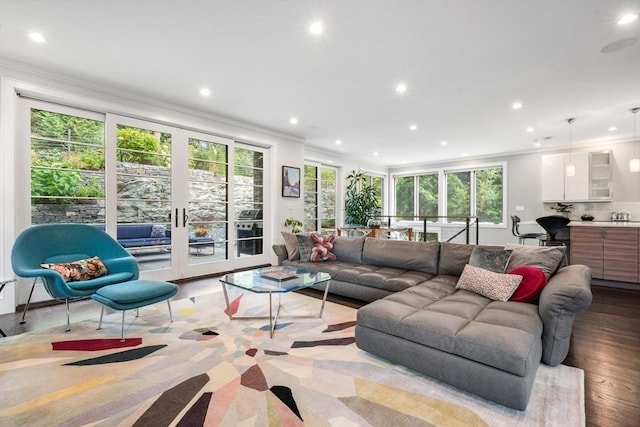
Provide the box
[504,243,566,278]
[295,233,315,262]
[310,233,337,262]
[508,265,548,302]
[469,247,513,273]
[150,224,167,238]
[41,256,108,283]
[456,264,522,301]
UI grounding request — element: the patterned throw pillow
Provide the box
[456,264,523,301]
[469,247,513,273]
[295,233,315,262]
[150,224,167,238]
[41,256,109,282]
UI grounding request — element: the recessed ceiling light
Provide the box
[526,127,534,132]
[335,139,342,145]
[396,83,407,93]
[28,32,46,43]
[409,124,417,131]
[462,153,468,157]
[512,102,523,110]
[309,21,324,35]
[608,126,617,131]
[289,117,298,125]
[618,14,638,25]
[534,142,542,148]
[373,151,379,156]
[441,141,447,146]
[199,88,211,97]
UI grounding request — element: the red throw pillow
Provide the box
[508,265,548,302]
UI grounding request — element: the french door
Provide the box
[19,101,270,300]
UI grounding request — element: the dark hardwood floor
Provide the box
[1,280,638,426]
[564,284,640,427]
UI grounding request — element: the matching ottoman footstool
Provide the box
[91,279,179,341]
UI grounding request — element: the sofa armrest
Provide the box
[272,244,288,266]
[538,264,592,366]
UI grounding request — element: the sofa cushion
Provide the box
[150,224,167,238]
[455,264,522,301]
[296,260,379,284]
[356,268,434,292]
[362,238,439,274]
[358,285,543,377]
[437,242,475,276]
[504,244,566,278]
[469,247,513,273]
[332,235,366,264]
[508,265,548,303]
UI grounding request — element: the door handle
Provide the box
[175,208,179,228]
[183,208,188,228]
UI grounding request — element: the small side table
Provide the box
[0,278,17,337]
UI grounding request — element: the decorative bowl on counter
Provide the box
[580,214,595,221]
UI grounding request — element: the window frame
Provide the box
[303,162,338,233]
[392,162,507,226]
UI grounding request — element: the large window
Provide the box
[393,166,504,224]
[304,164,337,233]
[445,166,503,223]
[394,173,438,219]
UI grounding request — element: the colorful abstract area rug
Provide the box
[0,289,585,426]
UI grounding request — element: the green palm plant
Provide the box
[344,169,380,226]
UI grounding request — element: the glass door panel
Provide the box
[115,122,173,272]
[234,146,264,258]
[187,137,229,265]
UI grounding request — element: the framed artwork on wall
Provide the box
[282,166,300,198]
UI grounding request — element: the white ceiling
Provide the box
[1,0,639,167]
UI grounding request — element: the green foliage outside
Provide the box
[188,138,228,174]
[418,174,438,217]
[116,127,169,166]
[30,110,105,203]
[475,168,503,223]
[345,169,380,226]
[395,176,414,217]
[446,171,471,218]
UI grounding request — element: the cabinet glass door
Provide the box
[589,152,612,200]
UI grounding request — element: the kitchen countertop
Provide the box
[568,221,640,227]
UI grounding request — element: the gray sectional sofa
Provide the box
[272,235,592,410]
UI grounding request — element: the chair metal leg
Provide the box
[20,278,38,324]
[120,311,125,342]
[136,308,139,318]
[97,306,104,330]
[65,298,71,332]
[167,300,173,322]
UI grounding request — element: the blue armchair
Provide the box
[11,223,139,331]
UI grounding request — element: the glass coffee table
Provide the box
[219,266,331,338]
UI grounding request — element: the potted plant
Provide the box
[550,202,573,217]
[284,217,303,233]
[344,169,380,227]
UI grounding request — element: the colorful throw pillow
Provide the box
[504,243,566,278]
[469,247,513,273]
[508,265,548,302]
[310,233,337,262]
[295,233,315,262]
[41,256,108,282]
[456,264,523,301]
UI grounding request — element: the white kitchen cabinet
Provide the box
[541,152,589,201]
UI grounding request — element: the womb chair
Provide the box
[11,223,139,331]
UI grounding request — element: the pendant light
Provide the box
[566,118,576,177]
[630,107,640,173]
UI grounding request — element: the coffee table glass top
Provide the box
[220,266,330,293]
